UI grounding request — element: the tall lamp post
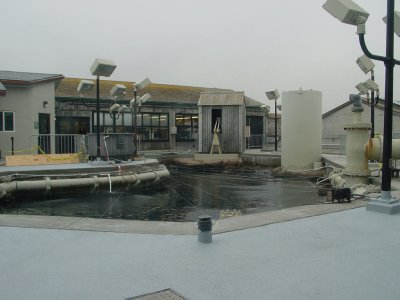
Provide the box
[266,89,280,152]
[130,77,152,157]
[90,58,117,159]
[323,0,400,213]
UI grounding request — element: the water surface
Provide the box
[0,165,321,221]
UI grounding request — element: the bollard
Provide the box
[198,215,212,243]
[11,137,14,155]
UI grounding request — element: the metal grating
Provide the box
[126,288,188,300]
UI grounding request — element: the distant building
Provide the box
[55,78,267,153]
[322,98,400,153]
[0,71,63,159]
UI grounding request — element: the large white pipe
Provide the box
[343,120,371,176]
[366,137,400,161]
[0,167,169,199]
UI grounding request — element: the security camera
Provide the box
[77,80,94,94]
[90,58,117,77]
[117,105,128,114]
[265,89,280,101]
[110,103,120,112]
[323,0,369,25]
[356,54,375,74]
[355,82,369,95]
[383,11,400,37]
[110,84,127,99]
[363,79,379,92]
[135,77,151,90]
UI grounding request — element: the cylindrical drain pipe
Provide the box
[198,215,212,243]
[366,136,400,161]
[0,167,169,199]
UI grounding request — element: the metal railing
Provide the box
[30,134,87,154]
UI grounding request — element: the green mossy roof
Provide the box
[56,77,263,107]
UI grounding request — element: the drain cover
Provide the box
[126,288,187,300]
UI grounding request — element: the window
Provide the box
[91,111,169,141]
[0,111,15,132]
[176,114,198,141]
[138,113,169,141]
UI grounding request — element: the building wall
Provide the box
[323,103,400,145]
[56,102,201,151]
[0,82,56,159]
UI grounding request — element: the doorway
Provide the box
[38,113,51,153]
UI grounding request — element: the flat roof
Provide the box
[0,70,64,86]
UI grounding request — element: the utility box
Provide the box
[87,133,134,158]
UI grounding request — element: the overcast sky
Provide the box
[1,0,400,112]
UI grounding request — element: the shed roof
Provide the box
[198,91,245,106]
[0,70,64,86]
[56,77,263,107]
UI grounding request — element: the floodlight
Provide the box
[383,11,400,37]
[117,105,128,114]
[363,79,379,92]
[77,80,94,94]
[138,93,152,104]
[356,54,375,74]
[260,104,270,113]
[355,82,369,94]
[110,84,127,99]
[90,58,117,77]
[110,103,120,112]
[135,77,151,90]
[322,0,369,25]
[265,89,280,101]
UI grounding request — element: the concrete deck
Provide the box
[2,152,400,299]
[1,206,400,300]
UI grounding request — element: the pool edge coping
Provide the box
[0,200,366,235]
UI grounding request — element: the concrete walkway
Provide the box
[2,152,400,299]
[1,206,400,300]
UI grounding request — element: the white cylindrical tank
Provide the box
[281,89,322,170]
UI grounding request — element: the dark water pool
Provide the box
[0,165,322,221]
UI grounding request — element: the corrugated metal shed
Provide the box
[198,92,247,153]
[198,91,245,106]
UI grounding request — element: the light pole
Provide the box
[110,84,127,132]
[90,58,117,159]
[266,89,280,151]
[356,54,377,138]
[260,104,270,150]
[323,0,400,213]
[130,77,152,157]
